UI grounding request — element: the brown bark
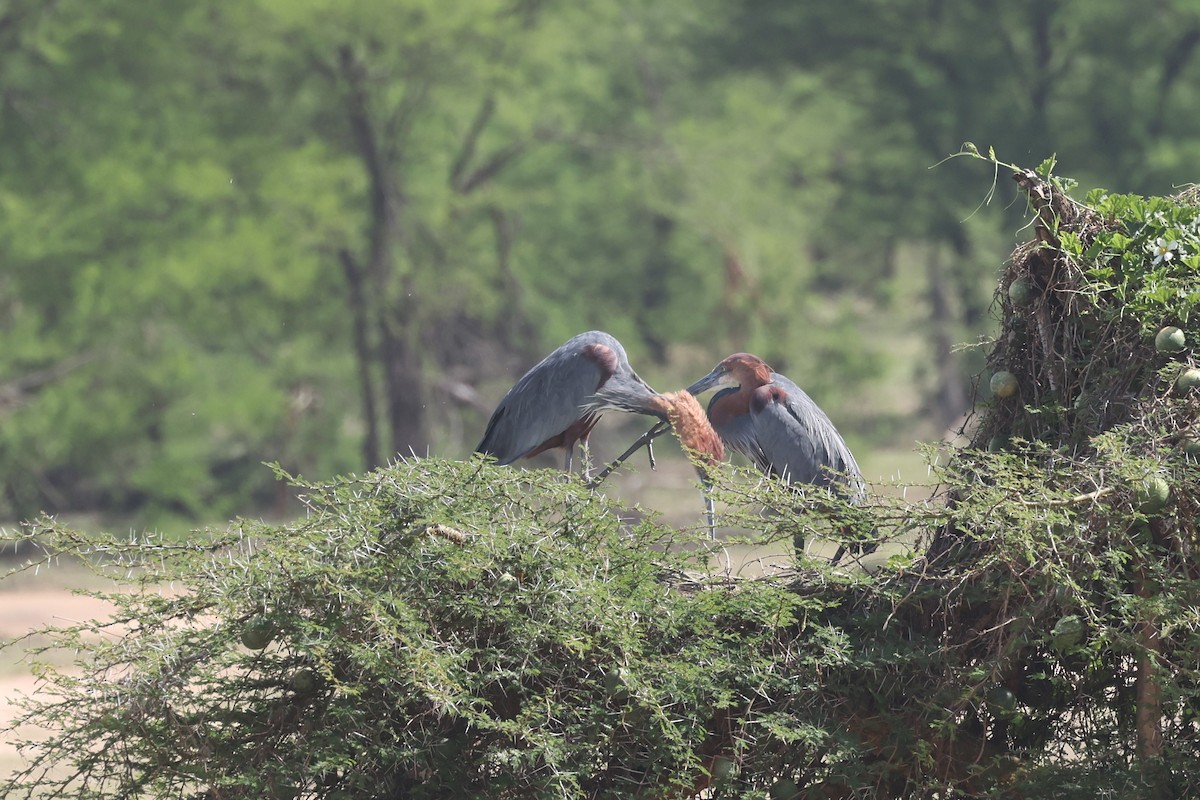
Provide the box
[380,295,427,459]
[488,207,536,356]
[339,44,428,460]
[1134,617,1163,764]
[927,249,969,428]
[1135,519,1165,770]
[338,249,382,470]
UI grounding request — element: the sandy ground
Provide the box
[1,577,119,780]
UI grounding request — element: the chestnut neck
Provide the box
[708,357,772,427]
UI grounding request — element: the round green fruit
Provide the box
[710,755,736,782]
[1176,368,1200,392]
[604,667,631,703]
[1155,326,1187,353]
[990,371,1018,398]
[267,779,300,800]
[1050,614,1084,652]
[434,736,466,762]
[1007,276,1035,307]
[240,616,276,651]
[769,778,802,800]
[986,686,1018,715]
[1135,475,1171,514]
[623,701,651,725]
[987,434,1008,452]
[290,668,319,693]
[1181,437,1200,456]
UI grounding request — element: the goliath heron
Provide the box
[687,352,871,560]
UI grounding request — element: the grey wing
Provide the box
[757,374,865,499]
[476,343,605,464]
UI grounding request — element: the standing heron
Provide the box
[476,331,664,473]
[686,353,871,559]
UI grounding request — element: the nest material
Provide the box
[974,170,1198,453]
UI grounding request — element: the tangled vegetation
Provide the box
[5,163,1200,798]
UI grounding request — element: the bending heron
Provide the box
[476,331,662,473]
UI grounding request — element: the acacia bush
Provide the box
[5,163,1200,798]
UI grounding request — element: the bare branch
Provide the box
[449,95,497,190]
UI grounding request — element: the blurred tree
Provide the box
[704,0,1200,425]
[3,0,1199,522]
[216,0,720,464]
[0,1,360,520]
[0,0,726,519]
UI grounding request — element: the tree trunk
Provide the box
[1135,617,1163,765]
[489,207,537,361]
[338,249,382,470]
[926,249,969,428]
[381,284,428,459]
[1135,519,1165,775]
[340,44,428,462]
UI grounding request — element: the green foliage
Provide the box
[1,460,859,798]
[7,436,1200,796]
[8,0,1200,520]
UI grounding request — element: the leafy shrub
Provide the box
[2,461,860,799]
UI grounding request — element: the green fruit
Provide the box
[1135,475,1171,514]
[710,755,736,782]
[604,667,631,703]
[433,736,466,762]
[769,778,802,800]
[1182,437,1200,456]
[1155,326,1187,353]
[1007,276,1035,307]
[986,434,1008,452]
[990,371,1018,398]
[1017,675,1055,710]
[268,781,299,800]
[1050,615,1084,652]
[1129,519,1154,546]
[985,686,1018,715]
[290,668,319,693]
[496,572,519,592]
[1176,368,1200,391]
[623,701,650,725]
[240,616,276,651]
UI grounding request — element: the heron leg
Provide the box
[831,540,878,566]
[563,444,574,474]
[579,439,594,481]
[704,492,717,540]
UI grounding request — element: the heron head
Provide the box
[686,353,772,395]
[590,377,667,420]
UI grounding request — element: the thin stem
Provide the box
[586,421,671,489]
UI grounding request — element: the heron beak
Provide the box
[685,367,729,396]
